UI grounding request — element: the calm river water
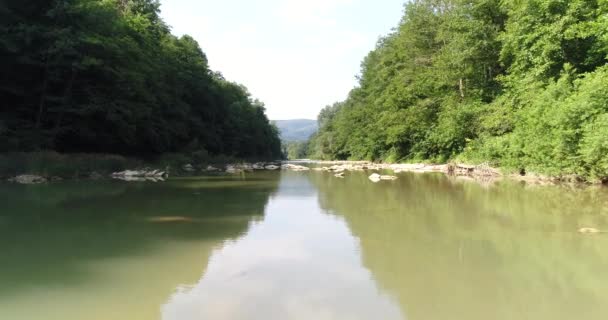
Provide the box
[1,170,608,320]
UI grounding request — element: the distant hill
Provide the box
[273,119,318,142]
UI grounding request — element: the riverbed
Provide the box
[1,170,608,320]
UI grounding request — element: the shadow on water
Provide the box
[308,171,608,320]
[0,172,281,298]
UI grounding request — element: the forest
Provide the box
[308,0,608,182]
[0,0,282,160]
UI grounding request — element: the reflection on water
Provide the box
[162,173,402,320]
[310,172,608,320]
[1,170,608,320]
[0,173,280,320]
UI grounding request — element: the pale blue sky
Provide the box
[160,0,405,120]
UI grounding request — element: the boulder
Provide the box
[265,165,280,170]
[225,166,243,174]
[369,173,381,183]
[182,164,195,172]
[241,164,254,172]
[335,172,345,178]
[9,175,47,184]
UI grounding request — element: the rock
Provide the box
[114,176,165,182]
[111,169,166,181]
[9,175,47,184]
[369,173,381,183]
[335,172,345,178]
[368,173,397,182]
[241,164,254,172]
[225,166,243,174]
[282,164,311,171]
[265,165,280,170]
[50,176,63,182]
[112,170,142,177]
[380,175,398,181]
[183,164,195,172]
[579,227,602,234]
[205,165,220,172]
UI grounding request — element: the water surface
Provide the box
[1,171,608,319]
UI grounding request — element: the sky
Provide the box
[160,0,405,120]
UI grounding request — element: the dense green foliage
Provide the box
[0,0,281,159]
[308,0,608,181]
[283,141,309,160]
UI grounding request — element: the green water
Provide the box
[1,171,608,320]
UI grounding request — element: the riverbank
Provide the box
[0,152,281,183]
[293,160,606,187]
[3,152,603,187]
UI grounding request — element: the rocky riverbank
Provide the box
[5,158,592,187]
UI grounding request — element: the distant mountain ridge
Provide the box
[273,119,318,142]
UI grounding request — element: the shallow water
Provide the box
[1,171,608,320]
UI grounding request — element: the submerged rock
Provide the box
[380,175,398,181]
[368,173,398,182]
[9,175,47,184]
[335,172,345,178]
[579,227,602,234]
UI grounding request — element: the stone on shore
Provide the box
[282,164,310,171]
[111,169,166,182]
[225,166,243,174]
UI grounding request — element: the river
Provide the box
[1,170,608,319]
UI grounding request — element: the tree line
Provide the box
[308,0,608,181]
[0,0,282,160]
